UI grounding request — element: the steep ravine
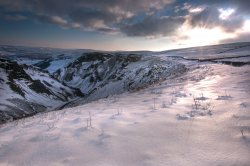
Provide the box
[0,53,187,123]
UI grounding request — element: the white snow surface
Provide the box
[0,63,249,166]
[0,68,22,110]
[0,59,81,122]
[157,42,250,60]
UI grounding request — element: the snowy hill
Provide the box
[0,51,187,123]
[0,59,82,123]
[1,42,250,124]
[157,42,250,66]
[54,52,187,107]
[0,42,250,165]
[0,60,249,166]
[158,42,250,59]
[0,45,93,73]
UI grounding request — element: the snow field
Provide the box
[0,63,249,166]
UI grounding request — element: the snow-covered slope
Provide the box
[33,51,84,73]
[0,62,249,166]
[158,42,250,59]
[1,42,250,124]
[0,59,81,123]
[0,42,249,165]
[54,52,187,107]
[0,45,92,72]
[0,52,187,123]
[156,42,250,67]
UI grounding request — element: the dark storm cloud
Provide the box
[0,0,175,35]
[233,0,250,14]
[0,0,175,13]
[121,16,185,37]
[68,8,114,28]
[0,0,249,38]
[187,6,244,32]
[188,7,219,28]
[180,0,250,12]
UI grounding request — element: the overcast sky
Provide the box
[0,0,250,51]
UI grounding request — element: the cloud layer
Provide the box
[0,0,249,39]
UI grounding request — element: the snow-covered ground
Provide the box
[0,53,186,123]
[0,61,249,166]
[157,42,250,60]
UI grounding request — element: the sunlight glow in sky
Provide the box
[243,20,250,32]
[0,0,250,51]
[179,27,236,47]
[219,8,235,20]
